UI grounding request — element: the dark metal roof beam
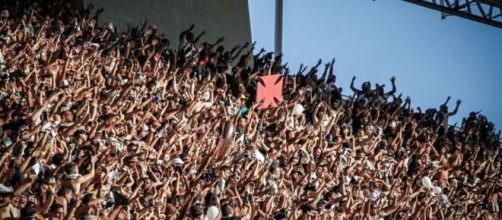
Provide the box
[480,0,502,8]
[403,0,502,28]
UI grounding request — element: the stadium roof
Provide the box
[480,0,502,8]
[403,0,502,28]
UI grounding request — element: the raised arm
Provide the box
[296,64,308,76]
[443,96,451,106]
[28,90,64,123]
[449,99,461,116]
[76,156,96,184]
[386,76,396,96]
[178,24,195,49]
[403,97,411,111]
[306,59,322,79]
[14,174,36,195]
[232,42,249,61]
[180,24,195,39]
[350,76,361,94]
[32,185,56,214]
[327,58,336,83]
[210,37,225,50]
[320,62,330,83]
[64,199,79,220]
[193,30,205,44]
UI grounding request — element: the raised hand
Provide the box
[91,154,98,164]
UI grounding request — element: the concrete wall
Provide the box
[78,0,252,50]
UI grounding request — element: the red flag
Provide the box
[256,74,283,109]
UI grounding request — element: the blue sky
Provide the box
[249,0,502,130]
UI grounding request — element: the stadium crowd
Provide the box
[0,1,500,219]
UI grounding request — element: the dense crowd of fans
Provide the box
[0,1,500,219]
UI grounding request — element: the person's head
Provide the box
[439,104,448,113]
[0,9,9,19]
[63,110,74,122]
[343,167,351,176]
[204,192,218,207]
[342,125,350,136]
[83,193,96,205]
[65,163,79,175]
[48,204,65,219]
[57,186,72,198]
[185,32,194,42]
[355,150,364,160]
[356,129,365,139]
[273,209,287,220]
[313,147,321,158]
[221,203,233,217]
[333,125,341,135]
[11,194,27,208]
[364,124,373,135]
[494,160,500,170]
[375,84,384,96]
[463,162,471,171]
[21,202,39,218]
[171,195,183,207]
[190,203,204,217]
[10,170,26,187]
[51,153,65,166]
[438,146,447,155]
[362,82,371,93]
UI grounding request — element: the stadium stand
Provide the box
[0,1,500,219]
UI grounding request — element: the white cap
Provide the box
[215,179,226,195]
[440,194,449,205]
[31,162,41,175]
[205,206,220,220]
[172,158,184,165]
[2,138,12,148]
[0,183,13,193]
[41,122,52,131]
[433,186,442,195]
[421,176,433,189]
[201,91,210,101]
[292,104,305,116]
[254,149,265,164]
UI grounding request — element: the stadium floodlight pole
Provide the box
[275,0,283,56]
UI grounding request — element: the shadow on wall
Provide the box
[72,0,252,50]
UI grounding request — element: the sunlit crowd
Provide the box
[0,1,500,219]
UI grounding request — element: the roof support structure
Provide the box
[403,0,502,28]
